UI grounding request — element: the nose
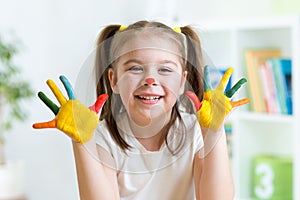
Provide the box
[144,77,158,86]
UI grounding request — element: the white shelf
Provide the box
[231,111,294,123]
[197,15,300,200]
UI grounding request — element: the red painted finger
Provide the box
[231,98,250,108]
[32,119,56,129]
[89,94,109,114]
[185,91,202,111]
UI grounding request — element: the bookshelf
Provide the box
[194,16,300,199]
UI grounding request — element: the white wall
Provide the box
[0,0,295,199]
[1,1,125,199]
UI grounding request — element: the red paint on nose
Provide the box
[145,78,155,84]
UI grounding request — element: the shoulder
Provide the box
[170,111,204,153]
[95,120,118,153]
[178,111,200,133]
[180,111,198,125]
[178,110,203,152]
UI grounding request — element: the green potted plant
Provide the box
[0,36,33,198]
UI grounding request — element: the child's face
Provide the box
[109,48,187,126]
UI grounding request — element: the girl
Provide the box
[33,20,249,200]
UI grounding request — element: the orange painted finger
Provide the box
[217,67,233,91]
[231,98,250,108]
[32,119,56,129]
[185,91,202,111]
[47,79,67,105]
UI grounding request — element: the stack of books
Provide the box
[244,49,292,115]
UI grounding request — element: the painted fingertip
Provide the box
[185,91,202,110]
[240,78,247,83]
[93,94,109,113]
[227,67,234,72]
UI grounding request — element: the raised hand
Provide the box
[33,75,108,144]
[186,66,249,130]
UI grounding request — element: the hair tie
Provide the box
[173,27,181,33]
[119,25,128,31]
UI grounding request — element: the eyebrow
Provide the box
[122,59,142,66]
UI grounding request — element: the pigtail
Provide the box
[95,24,121,97]
[180,26,204,101]
[95,25,132,150]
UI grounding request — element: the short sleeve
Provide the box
[181,112,204,154]
[95,120,116,155]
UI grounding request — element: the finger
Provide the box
[204,65,211,92]
[89,94,109,114]
[32,119,56,129]
[216,67,233,91]
[38,92,59,115]
[231,98,250,108]
[225,78,247,98]
[47,79,67,105]
[185,91,202,111]
[59,75,75,100]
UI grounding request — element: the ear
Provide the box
[108,68,119,94]
[179,70,187,95]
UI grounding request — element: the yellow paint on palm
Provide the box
[56,100,98,144]
[198,88,233,130]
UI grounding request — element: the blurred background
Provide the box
[1,0,300,199]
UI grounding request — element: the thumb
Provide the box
[89,94,109,114]
[185,91,202,111]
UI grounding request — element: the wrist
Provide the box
[201,123,225,138]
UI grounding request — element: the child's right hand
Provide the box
[32,75,108,144]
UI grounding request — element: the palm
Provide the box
[33,75,108,144]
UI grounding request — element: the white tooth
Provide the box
[139,96,159,100]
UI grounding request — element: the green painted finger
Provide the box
[225,78,247,98]
[38,92,59,115]
[204,65,211,92]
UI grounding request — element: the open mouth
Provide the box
[136,95,163,102]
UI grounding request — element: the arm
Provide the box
[73,142,119,200]
[193,127,234,200]
[32,75,119,199]
[186,66,249,199]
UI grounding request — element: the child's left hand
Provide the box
[186,66,250,130]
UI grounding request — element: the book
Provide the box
[260,60,281,114]
[268,58,292,115]
[244,49,282,112]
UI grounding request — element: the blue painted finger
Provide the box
[59,75,75,100]
[204,65,211,92]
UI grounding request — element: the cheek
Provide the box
[116,74,140,89]
[116,75,141,101]
[161,75,184,96]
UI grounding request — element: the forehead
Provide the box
[110,29,184,63]
[117,48,182,65]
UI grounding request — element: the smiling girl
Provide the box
[33,20,249,200]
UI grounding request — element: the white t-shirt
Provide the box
[95,111,203,200]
